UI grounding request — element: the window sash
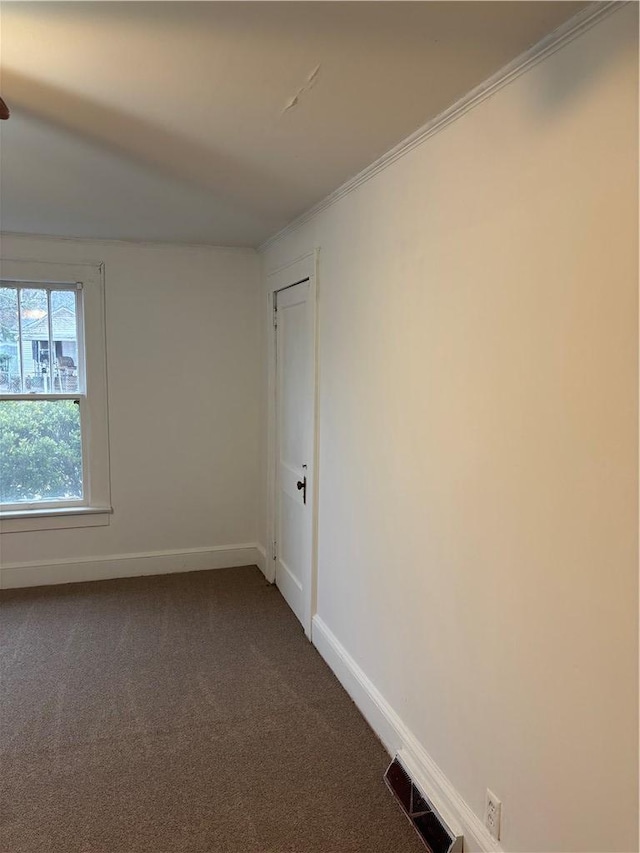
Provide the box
[0,393,82,401]
[1,281,87,509]
[0,396,87,510]
[0,280,84,397]
[1,498,86,513]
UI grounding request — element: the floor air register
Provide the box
[384,757,463,853]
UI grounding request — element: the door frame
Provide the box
[265,250,319,638]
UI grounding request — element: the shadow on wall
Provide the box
[525,5,638,118]
[1,67,301,224]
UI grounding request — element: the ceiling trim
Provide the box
[259,0,624,253]
[0,232,253,252]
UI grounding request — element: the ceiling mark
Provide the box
[281,64,321,115]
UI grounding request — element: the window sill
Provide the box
[0,506,112,533]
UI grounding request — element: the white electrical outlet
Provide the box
[485,789,502,841]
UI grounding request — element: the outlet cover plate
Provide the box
[485,789,502,841]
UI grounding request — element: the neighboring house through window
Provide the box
[0,260,111,533]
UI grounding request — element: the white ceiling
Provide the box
[0,1,586,247]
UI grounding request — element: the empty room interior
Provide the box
[0,2,638,852]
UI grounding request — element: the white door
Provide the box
[274,279,314,633]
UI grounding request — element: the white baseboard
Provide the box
[0,544,263,589]
[312,615,503,853]
[254,543,268,578]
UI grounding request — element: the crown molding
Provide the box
[259,1,626,254]
[0,231,254,253]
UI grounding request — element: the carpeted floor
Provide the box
[0,565,424,853]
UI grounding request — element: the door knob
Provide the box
[296,476,307,505]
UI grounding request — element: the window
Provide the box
[0,260,111,532]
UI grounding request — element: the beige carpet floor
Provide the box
[0,565,424,853]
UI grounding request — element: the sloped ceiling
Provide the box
[0,1,586,247]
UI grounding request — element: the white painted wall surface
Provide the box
[261,8,638,852]
[0,235,261,573]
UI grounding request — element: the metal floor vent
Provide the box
[384,757,463,853]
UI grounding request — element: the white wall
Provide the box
[0,235,262,577]
[261,7,638,852]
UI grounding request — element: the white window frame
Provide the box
[0,259,111,533]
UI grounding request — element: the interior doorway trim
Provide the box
[265,250,320,638]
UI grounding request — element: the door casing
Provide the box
[265,250,319,638]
